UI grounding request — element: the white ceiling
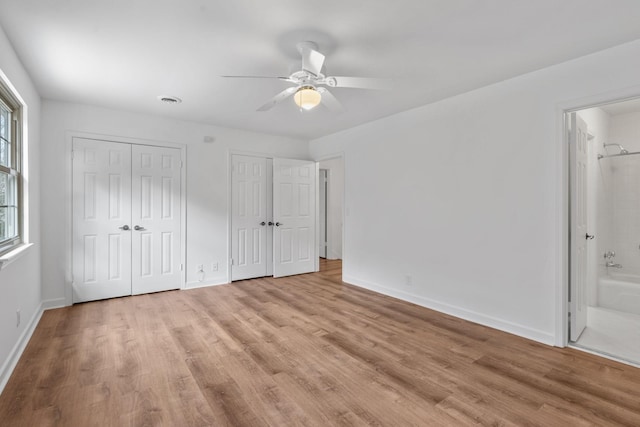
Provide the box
[2,1,640,140]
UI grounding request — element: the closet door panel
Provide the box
[273,158,316,277]
[131,145,182,294]
[72,138,132,302]
[231,155,268,280]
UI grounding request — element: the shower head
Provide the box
[604,143,629,155]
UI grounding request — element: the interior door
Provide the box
[131,144,182,295]
[231,155,268,280]
[273,158,316,277]
[72,138,132,302]
[570,112,589,341]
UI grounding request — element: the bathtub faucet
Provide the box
[605,261,623,268]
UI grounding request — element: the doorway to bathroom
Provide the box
[317,156,343,276]
[568,98,640,366]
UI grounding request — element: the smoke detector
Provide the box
[157,95,182,104]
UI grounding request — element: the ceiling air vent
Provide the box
[157,95,182,104]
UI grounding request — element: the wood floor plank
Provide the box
[1,259,640,426]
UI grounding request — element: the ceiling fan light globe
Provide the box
[294,87,322,110]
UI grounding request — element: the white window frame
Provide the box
[0,75,24,259]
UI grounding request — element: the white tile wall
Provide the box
[599,110,640,278]
[610,155,640,275]
[580,108,611,306]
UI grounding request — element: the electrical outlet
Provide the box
[405,275,412,286]
[16,309,20,327]
[211,262,218,272]
[197,264,204,272]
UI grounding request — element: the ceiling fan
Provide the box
[223,41,389,112]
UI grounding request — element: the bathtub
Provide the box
[598,273,640,316]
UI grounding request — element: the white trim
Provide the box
[65,131,187,304]
[569,344,640,369]
[0,302,44,394]
[0,68,30,262]
[315,162,320,272]
[313,152,346,269]
[65,130,185,150]
[0,299,66,394]
[184,279,229,290]
[226,151,233,283]
[41,298,66,310]
[179,145,187,291]
[555,86,640,348]
[343,274,556,346]
[0,243,33,270]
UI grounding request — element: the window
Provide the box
[0,84,22,256]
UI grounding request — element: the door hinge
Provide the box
[230,258,234,266]
[180,160,183,168]
[180,264,184,271]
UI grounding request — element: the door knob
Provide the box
[585,233,595,240]
[134,225,146,231]
[119,225,130,231]
[268,221,274,226]
[260,221,266,226]
[275,222,282,227]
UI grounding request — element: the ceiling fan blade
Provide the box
[317,87,345,113]
[257,87,297,111]
[301,47,325,77]
[222,75,291,81]
[325,76,392,90]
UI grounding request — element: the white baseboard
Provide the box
[0,298,68,395]
[0,302,44,394]
[41,298,66,310]
[342,274,556,346]
[184,279,229,290]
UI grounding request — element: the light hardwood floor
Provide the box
[1,259,640,426]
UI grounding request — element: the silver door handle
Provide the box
[134,225,146,231]
[119,225,130,231]
[260,221,266,226]
[275,222,282,227]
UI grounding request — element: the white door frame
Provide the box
[226,149,313,283]
[318,168,328,259]
[65,131,187,306]
[557,87,640,347]
[313,152,345,267]
[568,112,589,341]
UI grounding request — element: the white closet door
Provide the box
[131,144,182,295]
[72,138,132,302]
[273,158,316,277]
[231,155,268,280]
[570,113,589,341]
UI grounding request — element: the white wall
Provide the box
[0,25,42,389]
[40,101,308,302]
[318,157,343,259]
[309,39,640,346]
[578,108,610,306]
